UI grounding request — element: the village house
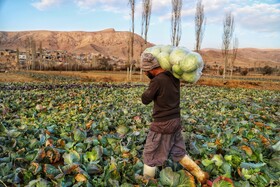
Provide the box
[0,48,128,71]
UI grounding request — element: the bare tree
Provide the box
[230,37,238,79]
[126,32,132,81]
[141,0,152,45]
[31,39,36,70]
[222,11,235,80]
[128,0,135,81]
[16,48,20,69]
[171,0,182,47]
[39,41,43,71]
[24,37,32,70]
[195,0,206,52]
[140,0,152,80]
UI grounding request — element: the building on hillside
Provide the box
[18,53,27,69]
[0,48,136,71]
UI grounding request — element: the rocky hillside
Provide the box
[0,29,279,68]
[0,29,152,61]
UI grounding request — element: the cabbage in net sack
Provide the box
[144,45,161,57]
[181,71,202,84]
[169,47,190,65]
[179,52,203,73]
[142,45,204,84]
[157,51,172,71]
[172,64,184,76]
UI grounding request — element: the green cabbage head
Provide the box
[172,64,184,75]
[144,46,161,57]
[157,52,171,70]
[181,71,201,84]
[179,52,203,72]
[172,72,181,79]
[169,48,188,65]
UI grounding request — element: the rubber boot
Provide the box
[179,155,209,184]
[143,164,156,178]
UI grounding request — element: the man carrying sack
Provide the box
[140,52,209,185]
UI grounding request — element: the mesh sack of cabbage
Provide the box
[143,45,204,84]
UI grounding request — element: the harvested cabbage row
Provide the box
[143,45,204,83]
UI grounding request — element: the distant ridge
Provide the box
[0,29,279,67]
[0,29,153,61]
[199,48,280,67]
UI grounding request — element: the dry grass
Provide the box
[0,72,38,82]
[32,70,151,83]
[197,77,280,91]
[1,71,279,91]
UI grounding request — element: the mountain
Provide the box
[0,29,152,61]
[0,29,279,68]
[200,48,280,68]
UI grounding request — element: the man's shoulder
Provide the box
[157,71,171,78]
[154,71,179,84]
[160,71,179,81]
[153,72,167,81]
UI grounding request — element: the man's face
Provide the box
[145,70,155,79]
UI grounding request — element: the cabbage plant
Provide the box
[0,82,279,186]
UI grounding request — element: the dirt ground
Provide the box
[197,77,280,91]
[0,71,280,91]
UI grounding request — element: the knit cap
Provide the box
[140,53,160,71]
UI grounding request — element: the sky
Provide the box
[0,0,280,49]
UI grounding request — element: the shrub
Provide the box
[219,68,223,75]
[240,68,248,76]
[261,65,273,75]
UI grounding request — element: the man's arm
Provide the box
[141,79,159,105]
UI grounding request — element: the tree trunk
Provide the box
[221,11,234,82]
[171,0,182,46]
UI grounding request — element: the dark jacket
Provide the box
[141,71,180,122]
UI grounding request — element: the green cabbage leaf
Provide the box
[159,167,180,186]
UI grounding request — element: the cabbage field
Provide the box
[0,81,279,187]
